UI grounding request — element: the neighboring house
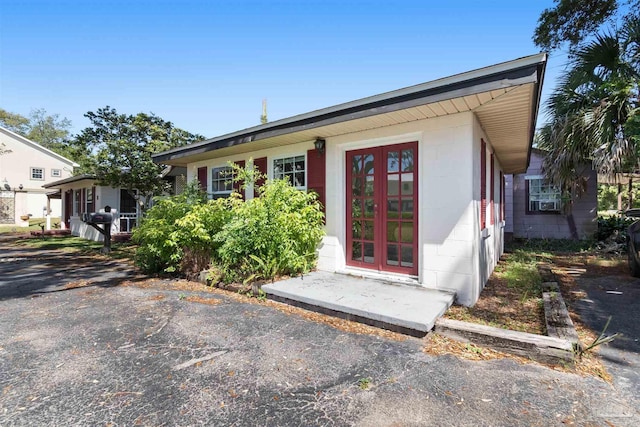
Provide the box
[153,54,547,307]
[43,167,187,241]
[0,126,77,225]
[505,149,597,240]
[44,175,140,241]
[162,165,188,195]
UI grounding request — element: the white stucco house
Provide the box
[0,126,77,225]
[153,54,547,307]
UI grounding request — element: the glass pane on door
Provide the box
[347,142,417,275]
[384,145,417,272]
[349,150,376,265]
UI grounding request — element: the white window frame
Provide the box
[210,165,233,198]
[51,169,62,177]
[526,177,561,213]
[30,167,44,180]
[271,154,307,190]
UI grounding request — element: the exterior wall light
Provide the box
[314,138,326,155]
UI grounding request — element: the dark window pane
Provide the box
[400,222,413,243]
[401,246,413,267]
[352,242,362,261]
[363,242,374,263]
[352,177,362,196]
[401,173,413,195]
[363,154,374,175]
[387,151,399,173]
[387,221,399,243]
[387,175,399,196]
[364,199,374,218]
[294,172,305,188]
[387,199,399,219]
[351,199,362,218]
[364,221,374,240]
[387,244,399,266]
[365,176,375,196]
[352,220,362,239]
[401,198,413,219]
[352,155,361,174]
[401,149,414,172]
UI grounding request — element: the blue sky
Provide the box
[0,0,564,138]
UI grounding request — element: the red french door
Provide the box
[346,142,418,275]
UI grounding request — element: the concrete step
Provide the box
[262,271,455,336]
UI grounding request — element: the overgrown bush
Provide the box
[132,182,232,275]
[133,165,325,283]
[596,215,635,242]
[214,178,324,282]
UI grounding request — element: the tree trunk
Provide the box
[618,182,623,210]
[628,177,633,210]
[567,213,579,240]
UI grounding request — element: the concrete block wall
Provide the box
[510,151,597,240]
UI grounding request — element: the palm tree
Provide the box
[538,17,640,203]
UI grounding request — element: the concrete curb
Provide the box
[435,263,580,365]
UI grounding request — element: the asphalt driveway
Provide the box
[1,240,638,426]
[571,271,640,412]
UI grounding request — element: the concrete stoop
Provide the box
[262,266,580,365]
[261,271,455,337]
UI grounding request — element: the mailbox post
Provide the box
[82,206,114,254]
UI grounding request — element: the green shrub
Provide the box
[214,178,325,282]
[508,238,593,254]
[133,167,325,283]
[596,215,635,242]
[132,181,211,274]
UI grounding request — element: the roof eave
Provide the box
[43,174,97,188]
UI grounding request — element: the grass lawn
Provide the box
[445,238,595,334]
[0,217,62,233]
[441,238,622,378]
[14,235,137,261]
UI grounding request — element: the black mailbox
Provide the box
[85,212,113,224]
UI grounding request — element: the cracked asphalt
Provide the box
[1,238,638,426]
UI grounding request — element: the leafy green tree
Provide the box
[533,0,640,53]
[0,107,73,157]
[26,108,72,154]
[537,17,640,198]
[0,108,30,135]
[72,106,205,209]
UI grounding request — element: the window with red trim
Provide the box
[480,139,486,230]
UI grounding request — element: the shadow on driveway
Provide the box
[0,239,144,300]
